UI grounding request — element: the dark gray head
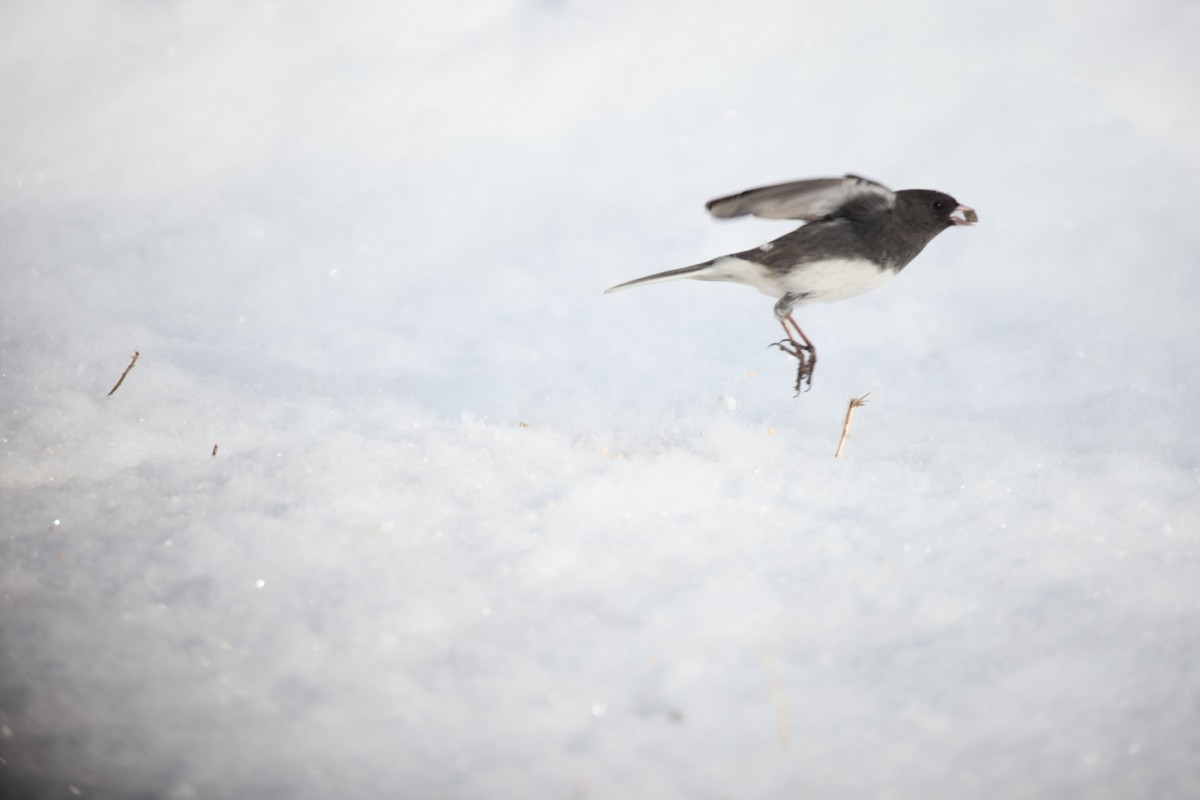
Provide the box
[862,189,976,271]
[895,189,977,232]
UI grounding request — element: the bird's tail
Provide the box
[604,259,725,294]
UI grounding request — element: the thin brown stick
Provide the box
[834,393,871,458]
[211,444,219,457]
[107,351,140,396]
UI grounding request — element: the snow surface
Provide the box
[3,1,1199,798]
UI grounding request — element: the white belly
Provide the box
[713,256,896,304]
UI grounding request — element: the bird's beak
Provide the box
[951,204,978,225]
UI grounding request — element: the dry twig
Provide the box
[834,393,871,458]
[107,351,140,396]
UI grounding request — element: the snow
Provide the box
[3,1,1199,798]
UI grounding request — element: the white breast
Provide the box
[711,256,896,304]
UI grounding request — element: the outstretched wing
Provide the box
[705,174,894,220]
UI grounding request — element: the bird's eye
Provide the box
[933,200,946,211]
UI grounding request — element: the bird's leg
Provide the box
[769,315,817,394]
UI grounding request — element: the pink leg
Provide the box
[781,315,815,350]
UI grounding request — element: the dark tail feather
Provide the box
[604,260,718,294]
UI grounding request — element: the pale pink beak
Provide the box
[951,204,978,225]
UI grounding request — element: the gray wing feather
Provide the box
[705,174,894,220]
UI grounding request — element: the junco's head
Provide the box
[896,189,977,230]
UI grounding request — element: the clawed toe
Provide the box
[770,338,798,358]
[770,337,817,394]
[791,356,816,394]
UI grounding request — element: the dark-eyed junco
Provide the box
[606,175,976,393]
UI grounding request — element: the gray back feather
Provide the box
[737,188,959,273]
[705,174,895,220]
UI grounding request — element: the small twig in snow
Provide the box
[834,393,871,459]
[107,351,140,396]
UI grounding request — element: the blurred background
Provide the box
[2,2,1198,798]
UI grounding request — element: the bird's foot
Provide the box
[770,338,817,395]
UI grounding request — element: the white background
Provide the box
[2,1,1199,797]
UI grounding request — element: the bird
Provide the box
[605,174,976,393]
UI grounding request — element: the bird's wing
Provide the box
[705,174,894,220]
